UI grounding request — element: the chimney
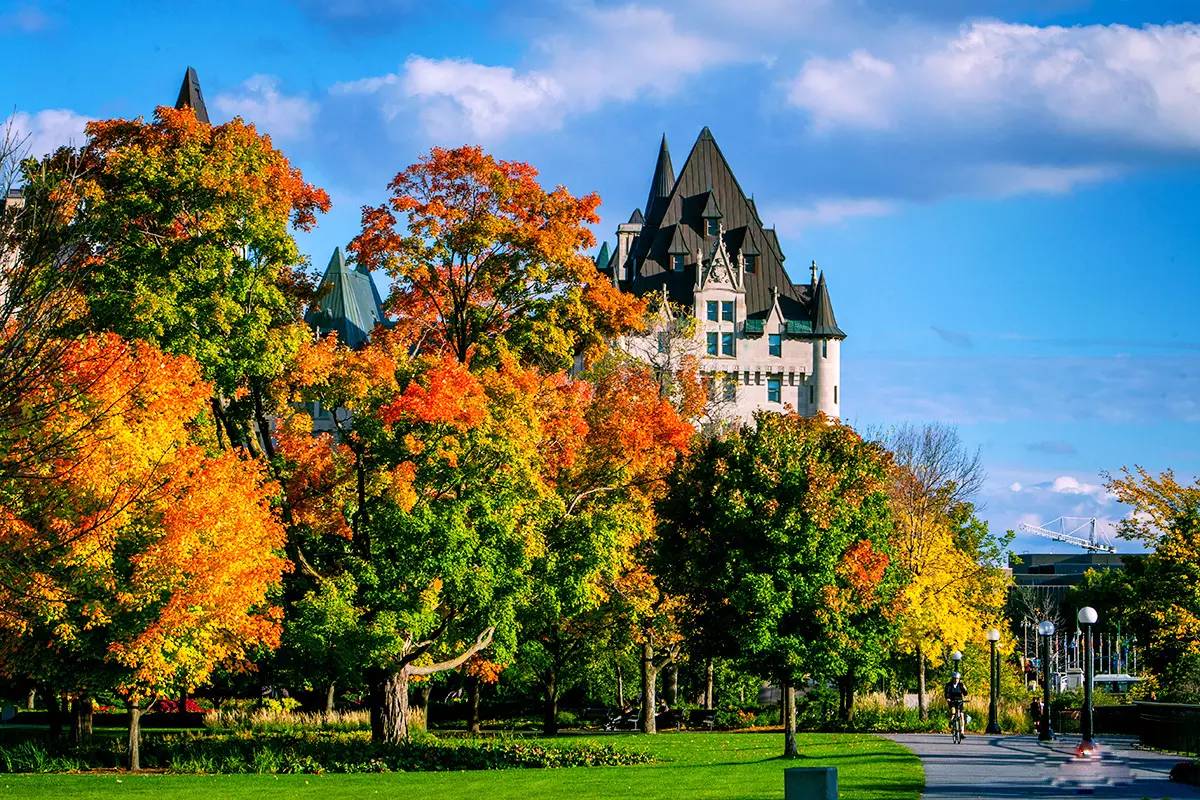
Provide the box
[810,259,818,287]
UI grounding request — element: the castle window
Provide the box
[672,254,685,272]
[706,300,718,321]
[767,377,782,403]
[769,334,782,357]
[834,385,838,404]
[744,253,756,273]
[657,332,669,353]
[706,332,718,356]
[809,385,815,404]
[721,332,735,356]
[721,301,734,322]
[723,376,737,402]
[822,339,828,358]
[707,218,720,236]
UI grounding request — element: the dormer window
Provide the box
[744,253,756,273]
[706,218,720,236]
[672,254,685,272]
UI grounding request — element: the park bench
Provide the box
[688,709,717,731]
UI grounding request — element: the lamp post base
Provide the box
[985,720,1002,734]
[1038,728,1054,742]
[1075,739,1099,758]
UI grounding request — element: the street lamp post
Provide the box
[986,628,1002,734]
[1077,607,1098,755]
[1037,620,1055,741]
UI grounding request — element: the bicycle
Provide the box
[949,703,965,744]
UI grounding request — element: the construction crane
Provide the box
[1018,516,1115,553]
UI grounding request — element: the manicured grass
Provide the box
[0,732,922,800]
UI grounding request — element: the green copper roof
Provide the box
[784,320,813,335]
[743,319,764,335]
[595,241,611,271]
[305,247,389,348]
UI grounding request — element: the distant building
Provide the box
[596,129,844,422]
[1009,552,1130,594]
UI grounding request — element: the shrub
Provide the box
[158,731,654,773]
[0,730,653,774]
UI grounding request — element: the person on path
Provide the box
[945,673,969,734]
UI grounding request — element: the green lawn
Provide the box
[0,732,922,800]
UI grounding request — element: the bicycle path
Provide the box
[888,733,1200,799]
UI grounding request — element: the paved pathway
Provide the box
[888,733,1200,799]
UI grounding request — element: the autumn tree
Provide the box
[1088,467,1200,701]
[275,334,571,744]
[658,412,899,756]
[515,355,693,734]
[0,334,288,769]
[881,423,1009,719]
[25,105,329,455]
[349,145,642,369]
[0,125,97,478]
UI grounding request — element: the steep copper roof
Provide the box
[626,128,809,319]
[305,248,390,348]
[174,66,210,124]
[811,272,846,338]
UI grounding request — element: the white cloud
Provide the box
[335,3,743,141]
[1050,475,1114,503]
[1010,482,1022,492]
[786,22,1200,154]
[4,109,91,158]
[768,197,895,231]
[214,76,317,141]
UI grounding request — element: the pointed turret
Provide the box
[305,247,389,348]
[175,66,210,124]
[644,134,675,224]
[594,241,611,272]
[811,272,846,339]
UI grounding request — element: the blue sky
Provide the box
[3,0,1197,553]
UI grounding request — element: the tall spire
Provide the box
[644,134,675,222]
[175,66,210,124]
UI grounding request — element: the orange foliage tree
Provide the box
[0,334,288,768]
[349,145,642,368]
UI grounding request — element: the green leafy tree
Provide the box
[658,412,899,756]
[26,105,330,455]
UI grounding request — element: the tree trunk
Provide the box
[468,676,482,735]
[127,705,141,771]
[916,644,928,721]
[542,676,559,736]
[45,687,62,740]
[663,662,678,708]
[782,678,798,758]
[178,689,188,714]
[615,662,625,709]
[370,669,410,744]
[640,641,657,734]
[704,658,715,710]
[251,381,277,462]
[70,695,94,744]
[325,682,336,715]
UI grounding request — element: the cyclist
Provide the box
[944,672,969,740]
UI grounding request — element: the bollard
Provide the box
[784,766,837,799]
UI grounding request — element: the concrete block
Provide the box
[784,766,838,799]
